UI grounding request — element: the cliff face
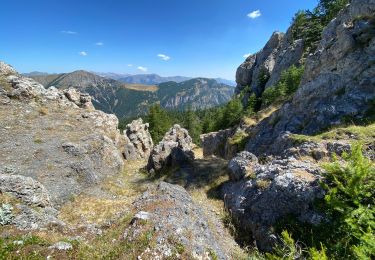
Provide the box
[235,28,304,97]
[245,0,375,155]
[158,78,234,110]
[219,0,375,252]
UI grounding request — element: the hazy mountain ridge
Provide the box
[25,71,237,86]
[30,70,234,118]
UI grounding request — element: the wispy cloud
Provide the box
[79,51,88,56]
[157,53,171,61]
[247,10,261,19]
[95,42,104,46]
[243,53,251,58]
[127,64,133,67]
[61,30,78,35]
[137,66,148,72]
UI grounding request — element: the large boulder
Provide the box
[123,118,153,160]
[200,128,234,158]
[63,87,94,109]
[0,174,51,207]
[127,182,229,259]
[245,0,375,155]
[228,151,258,181]
[223,157,325,251]
[0,174,63,230]
[147,125,194,173]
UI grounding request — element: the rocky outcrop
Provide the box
[63,87,94,109]
[223,154,325,251]
[235,29,304,97]
[0,175,51,207]
[123,118,153,160]
[200,128,234,158]
[159,78,234,111]
[127,182,228,259]
[228,151,258,181]
[147,125,194,173]
[0,61,125,210]
[245,0,375,155]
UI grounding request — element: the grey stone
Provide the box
[245,0,375,155]
[49,241,73,251]
[0,174,51,207]
[128,182,228,259]
[147,125,194,173]
[200,128,234,158]
[123,118,153,160]
[228,151,258,181]
[223,157,325,251]
[236,32,286,96]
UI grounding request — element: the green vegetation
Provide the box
[291,0,349,52]
[261,65,304,107]
[291,123,375,145]
[228,131,249,151]
[267,144,375,259]
[120,65,303,145]
[321,144,375,258]
[145,103,172,143]
[120,97,245,144]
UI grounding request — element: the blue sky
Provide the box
[0,0,317,80]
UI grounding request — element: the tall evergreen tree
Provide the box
[146,104,172,143]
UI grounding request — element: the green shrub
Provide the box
[145,104,172,143]
[321,143,375,259]
[270,144,375,259]
[266,230,302,260]
[261,65,304,107]
[291,0,349,52]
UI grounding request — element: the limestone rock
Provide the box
[265,27,304,88]
[147,125,194,173]
[236,32,285,96]
[0,174,51,207]
[63,87,94,109]
[123,118,153,160]
[0,61,125,208]
[128,182,228,259]
[223,157,324,251]
[49,241,73,251]
[245,0,375,155]
[0,61,17,75]
[228,151,258,181]
[200,128,234,158]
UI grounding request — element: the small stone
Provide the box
[133,211,152,222]
[49,241,73,251]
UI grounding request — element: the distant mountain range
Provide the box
[24,71,236,86]
[28,70,234,119]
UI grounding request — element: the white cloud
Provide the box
[127,64,133,67]
[137,66,148,72]
[79,51,88,56]
[157,53,171,61]
[95,42,104,46]
[247,10,261,19]
[243,53,251,58]
[61,30,78,35]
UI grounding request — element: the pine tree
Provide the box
[183,107,202,144]
[146,104,172,143]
